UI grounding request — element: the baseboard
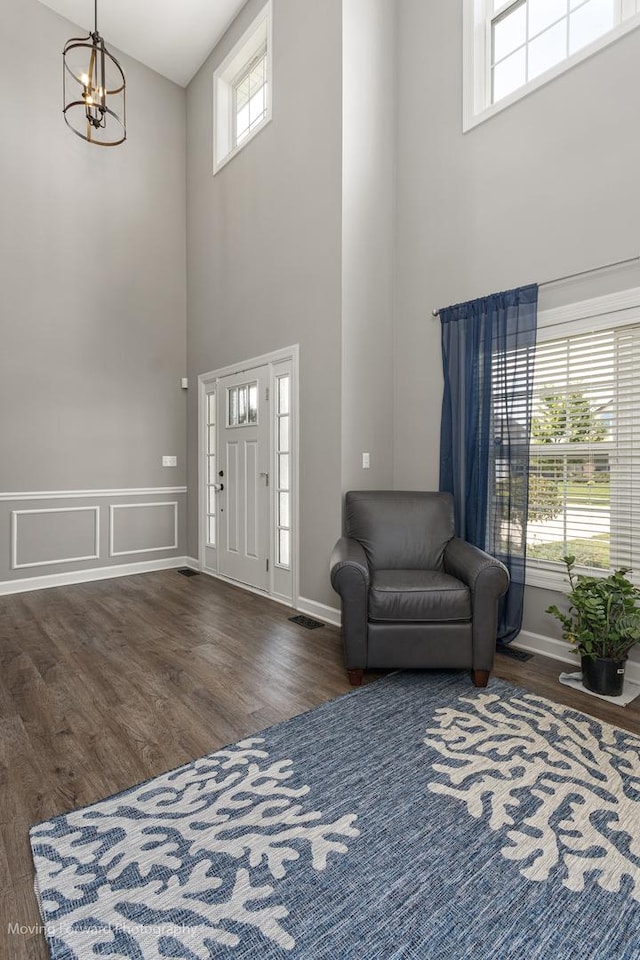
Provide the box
[295,596,341,628]
[0,556,189,596]
[513,630,640,686]
[185,556,201,571]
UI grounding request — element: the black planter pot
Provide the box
[581,655,627,696]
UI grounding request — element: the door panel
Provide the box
[226,441,239,553]
[245,440,258,558]
[216,365,270,591]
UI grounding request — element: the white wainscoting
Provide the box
[0,487,186,594]
[109,502,179,558]
[11,506,100,570]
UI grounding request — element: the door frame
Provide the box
[197,344,299,608]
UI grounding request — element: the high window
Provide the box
[213,2,272,174]
[464,0,640,129]
[522,291,640,585]
[234,50,268,146]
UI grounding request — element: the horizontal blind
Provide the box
[527,323,640,573]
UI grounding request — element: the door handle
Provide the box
[213,483,224,492]
[260,472,269,486]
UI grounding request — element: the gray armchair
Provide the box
[330,491,509,687]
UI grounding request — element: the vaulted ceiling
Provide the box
[37,0,248,86]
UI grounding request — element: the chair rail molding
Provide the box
[0,486,187,501]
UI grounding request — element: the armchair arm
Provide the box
[330,537,370,670]
[444,538,509,672]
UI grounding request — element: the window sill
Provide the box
[213,115,272,176]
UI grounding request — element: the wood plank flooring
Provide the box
[1,569,638,959]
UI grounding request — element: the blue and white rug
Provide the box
[30,673,640,959]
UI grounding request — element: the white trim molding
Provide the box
[463,0,640,132]
[11,506,100,570]
[198,344,300,609]
[525,283,640,592]
[295,597,341,628]
[513,630,640,687]
[0,487,187,502]
[0,557,191,597]
[199,567,293,609]
[109,502,179,558]
[213,0,273,174]
[538,285,640,338]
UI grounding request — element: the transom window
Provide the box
[234,49,268,145]
[464,0,640,129]
[213,2,272,174]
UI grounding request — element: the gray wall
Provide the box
[186,0,343,607]
[394,0,640,664]
[341,0,396,492]
[0,0,188,580]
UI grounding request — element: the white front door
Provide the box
[216,365,270,591]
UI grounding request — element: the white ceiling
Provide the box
[37,0,248,87]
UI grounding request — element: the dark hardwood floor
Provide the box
[1,569,638,959]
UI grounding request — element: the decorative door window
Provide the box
[227,382,258,427]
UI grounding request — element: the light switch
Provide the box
[162,456,177,467]
[362,452,370,469]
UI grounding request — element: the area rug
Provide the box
[30,672,640,959]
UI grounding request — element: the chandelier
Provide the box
[63,0,126,146]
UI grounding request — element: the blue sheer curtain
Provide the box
[439,285,538,644]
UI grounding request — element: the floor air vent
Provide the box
[289,615,325,630]
[177,568,200,578]
[498,646,533,662]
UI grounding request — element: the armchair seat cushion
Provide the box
[369,569,471,623]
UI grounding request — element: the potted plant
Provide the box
[546,555,640,696]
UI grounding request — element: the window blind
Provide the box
[526,322,640,573]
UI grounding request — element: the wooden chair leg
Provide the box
[347,669,364,686]
[472,669,490,688]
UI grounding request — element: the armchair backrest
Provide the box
[344,491,455,572]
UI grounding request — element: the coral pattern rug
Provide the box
[30,673,640,959]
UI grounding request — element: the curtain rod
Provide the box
[431,254,640,318]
